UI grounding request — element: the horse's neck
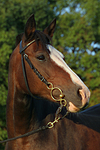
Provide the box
[14,93,34,133]
[6,86,59,138]
[6,89,32,137]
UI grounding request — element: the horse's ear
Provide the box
[24,14,36,39]
[16,33,23,46]
[44,18,56,38]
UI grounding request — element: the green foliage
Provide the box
[0,0,100,149]
[55,0,100,107]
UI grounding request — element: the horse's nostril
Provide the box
[77,88,82,100]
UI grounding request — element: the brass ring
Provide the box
[47,122,54,128]
[47,82,53,90]
[50,87,63,101]
[59,99,67,107]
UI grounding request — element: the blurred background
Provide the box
[0,0,100,149]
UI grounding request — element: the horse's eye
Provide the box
[37,55,45,61]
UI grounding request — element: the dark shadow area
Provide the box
[67,104,100,133]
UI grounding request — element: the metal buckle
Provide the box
[47,117,60,128]
[24,53,28,58]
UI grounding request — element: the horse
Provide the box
[5,14,99,150]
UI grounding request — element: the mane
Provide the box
[67,104,100,133]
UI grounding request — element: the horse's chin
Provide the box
[67,102,80,113]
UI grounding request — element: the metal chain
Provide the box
[47,103,69,129]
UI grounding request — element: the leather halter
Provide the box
[19,39,67,106]
[20,40,49,96]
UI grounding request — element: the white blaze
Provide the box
[47,44,90,103]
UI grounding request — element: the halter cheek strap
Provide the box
[19,40,50,97]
